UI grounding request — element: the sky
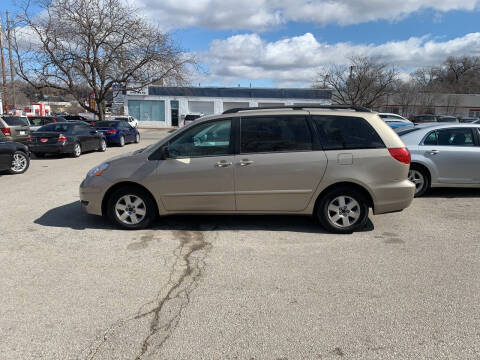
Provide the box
[5,0,480,88]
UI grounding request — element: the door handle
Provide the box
[426,150,440,155]
[239,159,254,166]
[215,161,232,168]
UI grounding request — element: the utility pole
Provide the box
[6,11,15,109]
[0,15,9,113]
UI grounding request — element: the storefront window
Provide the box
[128,100,165,122]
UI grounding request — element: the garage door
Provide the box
[223,102,250,111]
[188,101,214,115]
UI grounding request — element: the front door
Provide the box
[155,118,235,211]
[422,127,480,184]
[235,115,327,211]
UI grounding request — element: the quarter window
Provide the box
[168,119,232,158]
[423,131,437,145]
[312,115,385,150]
[436,128,475,146]
[240,116,312,153]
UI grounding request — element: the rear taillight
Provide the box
[90,121,94,126]
[27,136,31,142]
[58,134,67,142]
[1,128,11,136]
[388,147,411,165]
[53,118,57,123]
[107,129,117,134]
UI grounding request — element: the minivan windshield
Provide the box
[2,116,30,126]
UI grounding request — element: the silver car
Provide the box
[399,124,480,196]
[80,106,415,233]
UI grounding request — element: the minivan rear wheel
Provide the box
[317,187,369,234]
[106,187,156,230]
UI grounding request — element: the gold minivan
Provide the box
[80,106,415,233]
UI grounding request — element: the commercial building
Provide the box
[118,86,332,127]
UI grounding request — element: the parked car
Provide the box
[114,116,138,128]
[458,117,479,123]
[412,114,439,124]
[379,113,414,129]
[80,105,415,233]
[28,116,66,131]
[0,140,30,174]
[0,115,31,144]
[28,121,107,158]
[182,113,203,127]
[399,124,480,196]
[94,120,140,146]
[437,116,459,123]
[62,114,95,126]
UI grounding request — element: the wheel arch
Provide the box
[313,181,375,215]
[410,161,432,183]
[101,181,159,216]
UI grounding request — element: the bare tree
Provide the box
[13,0,193,119]
[315,56,399,108]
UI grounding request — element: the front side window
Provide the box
[240,116,312,153]
[168,119,232,158]
[312,115,385,150]
[437,128,475,146]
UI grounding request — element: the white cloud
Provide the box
[133,0,480,31]
[195,32,480,87]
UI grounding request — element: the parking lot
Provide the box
[1,128,480,359]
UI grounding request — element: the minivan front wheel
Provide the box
[107,187,156,229]
[317,187,369,234]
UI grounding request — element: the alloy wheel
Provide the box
[327,195,361,228]
[115,194,147,225]
[408,169,425,195]
[11,153,28,173]
[74,143,81,157]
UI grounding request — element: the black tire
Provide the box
[33,152,45,158]
[316,186,369,234]
[134,133,140,143]
[72,142,82,157]
[8,151,30,174]
[409,164,430,197]
[98,138,107,152]
[119,136,125,147]
[106,186,157,230]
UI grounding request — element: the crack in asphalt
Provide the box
[80,226,213,360]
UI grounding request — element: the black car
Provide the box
[62,115,95,126]
[0,141,30,174]
[28,122,107,158]
[28,116,67,131]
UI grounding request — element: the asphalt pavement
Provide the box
[1,129,479,359]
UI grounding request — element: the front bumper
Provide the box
[372,179,415,215]
[79,176,110,216]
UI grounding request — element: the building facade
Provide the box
[119,86,332,127]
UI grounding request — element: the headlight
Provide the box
[87,163,109,177]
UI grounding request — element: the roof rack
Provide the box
[222,105,372,115]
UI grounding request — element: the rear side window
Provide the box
[437,128,475,146]
[2,116,29,126]
[312,115,385,150]
[95,121,119,128]
[240,116,312,153]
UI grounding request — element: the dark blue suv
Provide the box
[94,120,140,146]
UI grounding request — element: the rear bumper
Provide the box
[372,179,415,215]
[28,142,74,154]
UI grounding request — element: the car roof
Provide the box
[400,123,480,144]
